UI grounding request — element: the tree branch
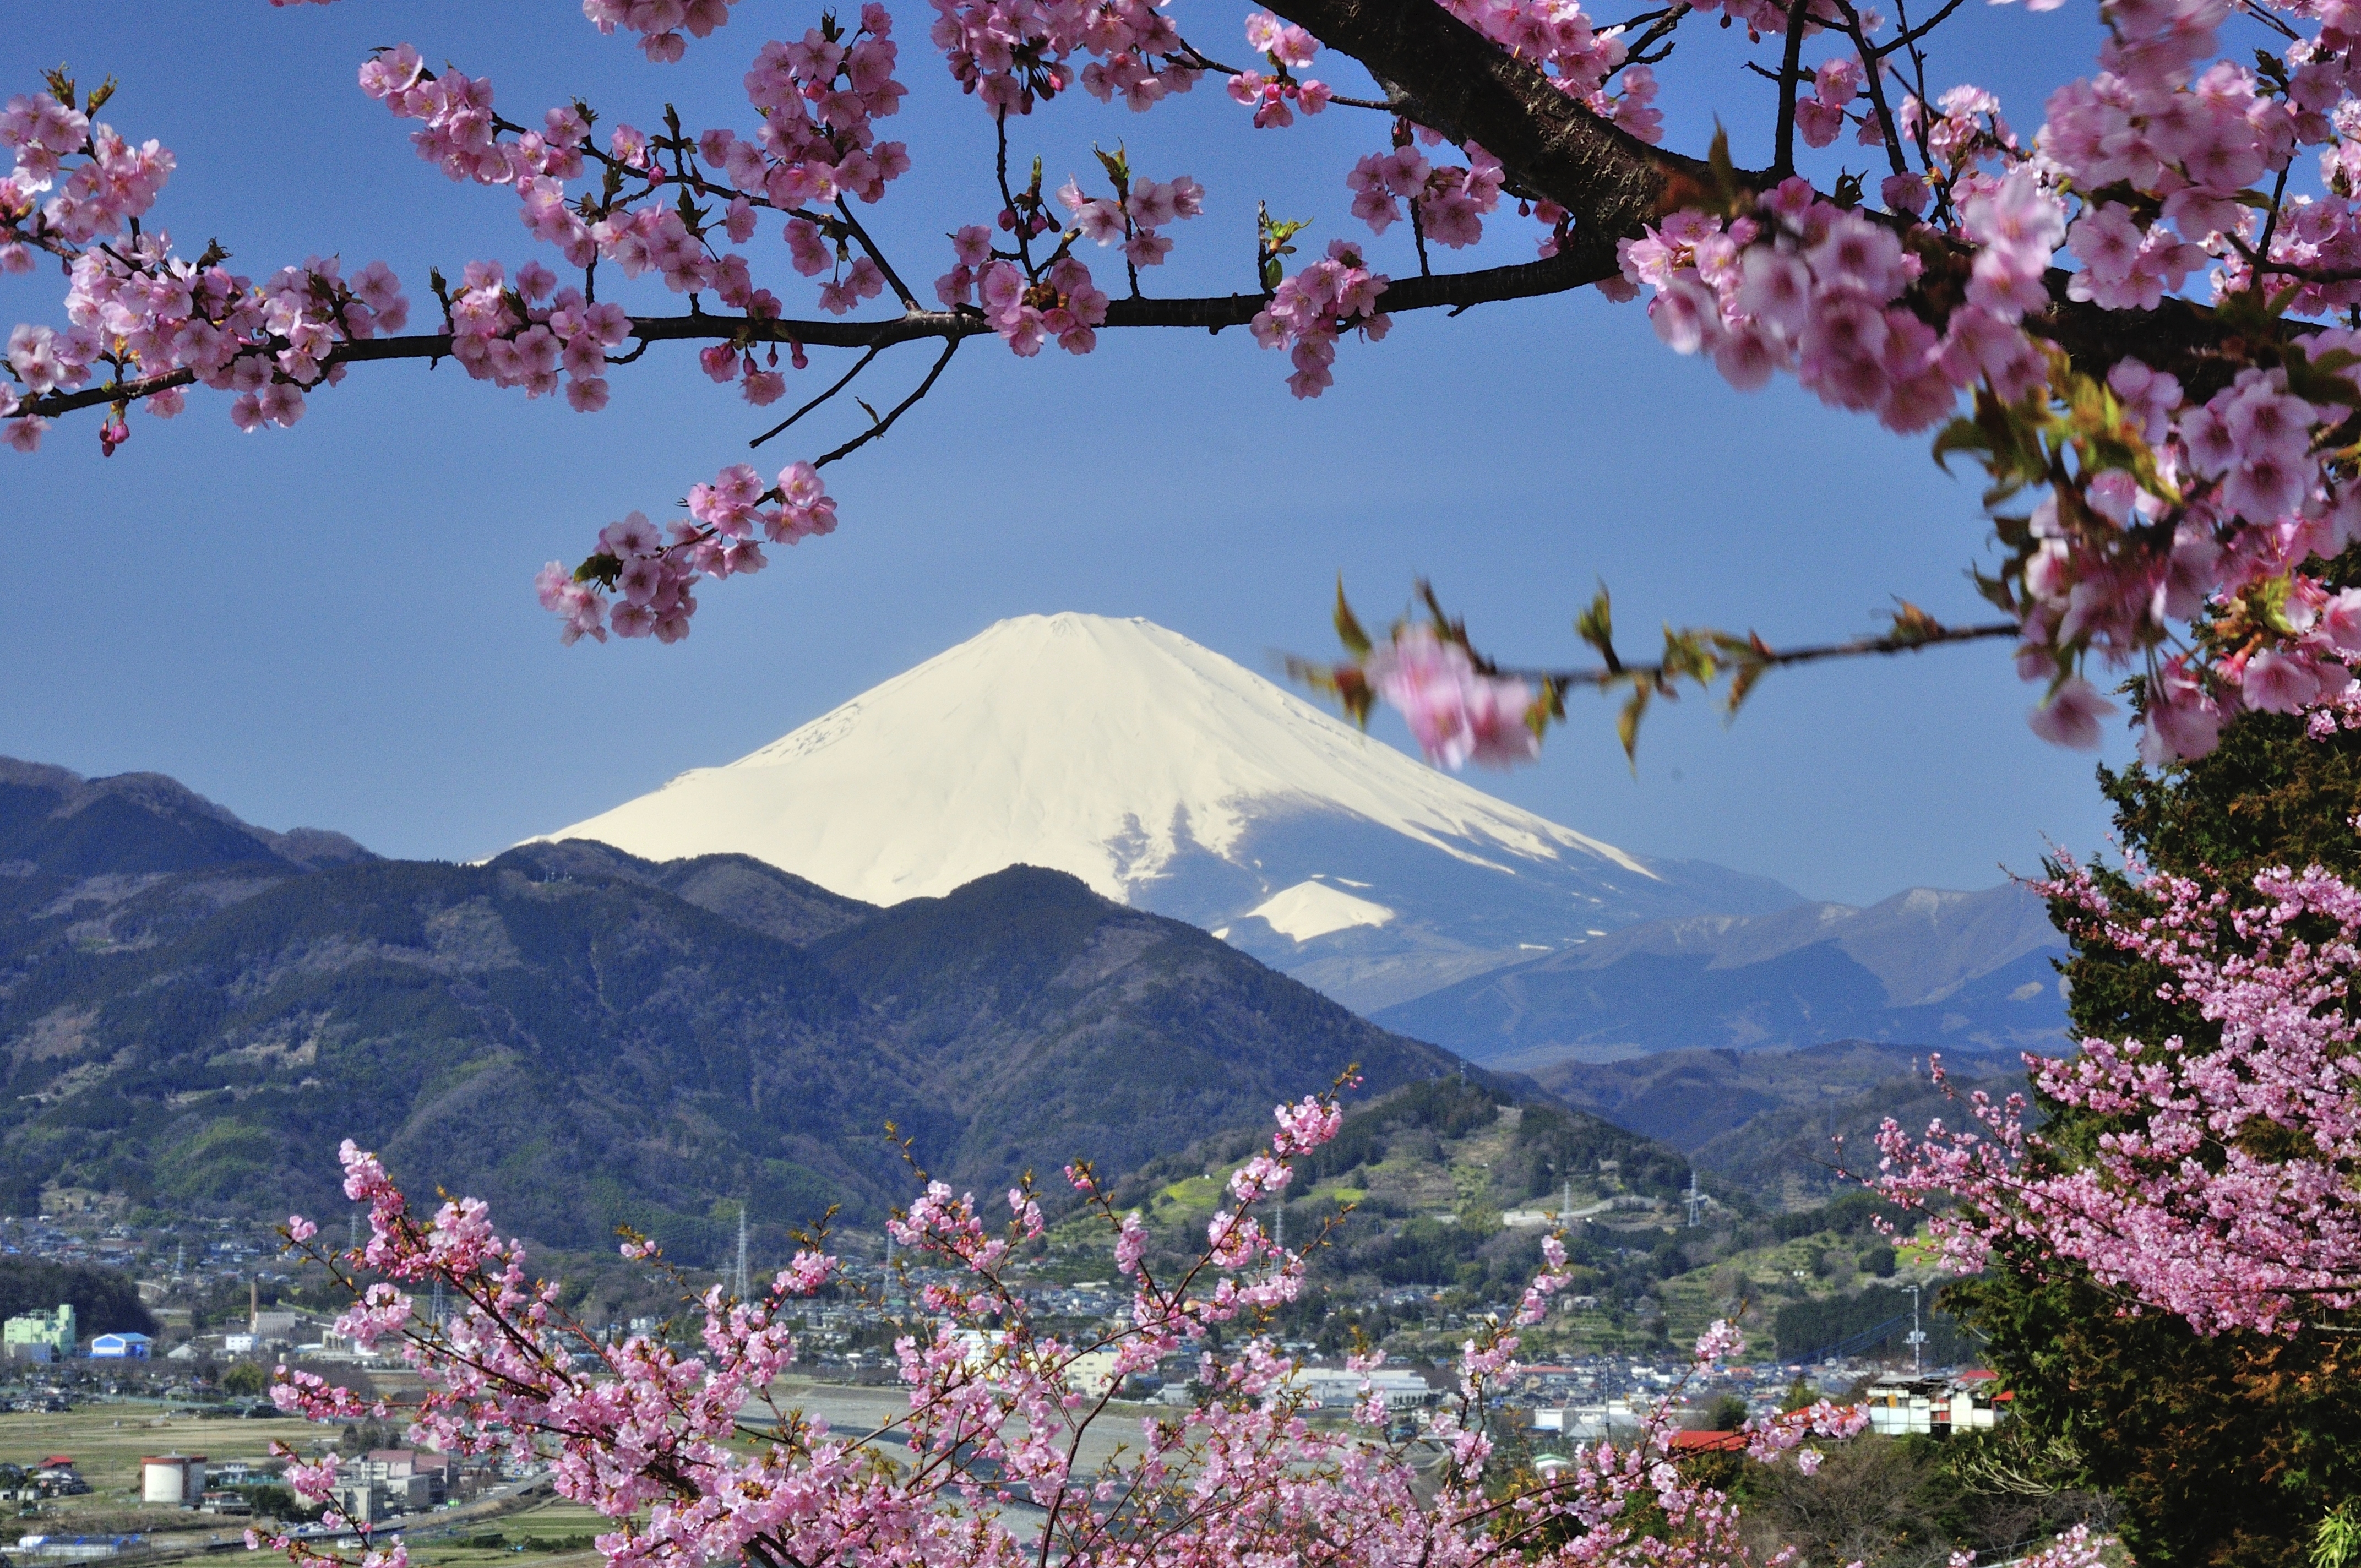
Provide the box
[1259,0,1704,275]
[15,253,1606,422]
[1495,617,2020,690]
[811,337,960,468]
[749,343,886,448]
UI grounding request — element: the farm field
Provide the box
[0,1402,331,1535]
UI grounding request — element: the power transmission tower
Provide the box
[1685,1169,1706,1228]
[734,1206,750,1300]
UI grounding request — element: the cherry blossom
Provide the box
[264,1091,1886,1568]
[1879,854,2361,1337]
[19,0,2361,765]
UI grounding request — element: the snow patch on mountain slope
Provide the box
[1247,881,1396,941]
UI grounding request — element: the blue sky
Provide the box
[3,1,2147,906]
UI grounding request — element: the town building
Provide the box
[4,1305,75,1362]
[1863,1373,2012,1436]
[141,1455,206,1507]
[90,1332,153,1360]
[1294,1368,1436,1412]
[358,1450,454,1507]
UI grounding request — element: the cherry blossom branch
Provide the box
[12,252,1603,425]
[1298,581,2018,766]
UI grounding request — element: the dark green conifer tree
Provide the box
[1950,705,2361,1566]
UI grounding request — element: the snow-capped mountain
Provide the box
[534,613,1802,1011]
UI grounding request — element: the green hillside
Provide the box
[0,763,1466,1253]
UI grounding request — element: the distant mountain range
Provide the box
[1374,884,2069,1067]
[4,620,2072,1238]
[1534,1039,2034,1206]
[536,613,1804,1015]
[0,757,1478,1250]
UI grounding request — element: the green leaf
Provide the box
[1707,122,1736,194]
[1332,579,1373,659]
[574,552,622,589]
[1576,584,1620,674]
[1930,415,1991,475]
[1616,684,1651,771]
[1724,658,1768,720]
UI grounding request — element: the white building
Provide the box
[1864,1373,2010,1436]
[1294,1368,1434,1412]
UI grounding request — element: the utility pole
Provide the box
[1905,1283,1926,1374]
[734,1206,750,1300]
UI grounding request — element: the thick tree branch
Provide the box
[1263,0,2244,383]
[1259,0,1704,273]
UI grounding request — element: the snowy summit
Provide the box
[534,613,1798,1011]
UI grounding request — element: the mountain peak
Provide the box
[532,614,1805,1014]
[539,612,1661,906]
[0,756,374,876]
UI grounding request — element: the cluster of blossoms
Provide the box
[1227,10,1332,127]
[265,1092,1900,1568]
[935,239,1111,355]
[1357,623,1543,769]
[1,88,172,247]
[358,3,909,326]
[1618,173,2053,441]
[1879,855,2361,1338]
[537,461,836,643]
[1054,167,1204,270]
[1346,134,1513,251]
[1,80,417,453]
[584,0,742,63]
[1252,239,1391,399]
[1575,0,2361,764]
[927,0,1200,115]
[440,259,632,411]
[1435,0,1658,142]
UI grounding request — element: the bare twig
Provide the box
[1772,0,1816,180]
[1830,0,1910,177]
[811,337,960,468]
[833,197,921,312]
[749,344,886,448]
[1495,617,2020,690]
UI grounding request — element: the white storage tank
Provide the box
[141,1455,205,1507]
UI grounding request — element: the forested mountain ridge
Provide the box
[0,756,1470,1251]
